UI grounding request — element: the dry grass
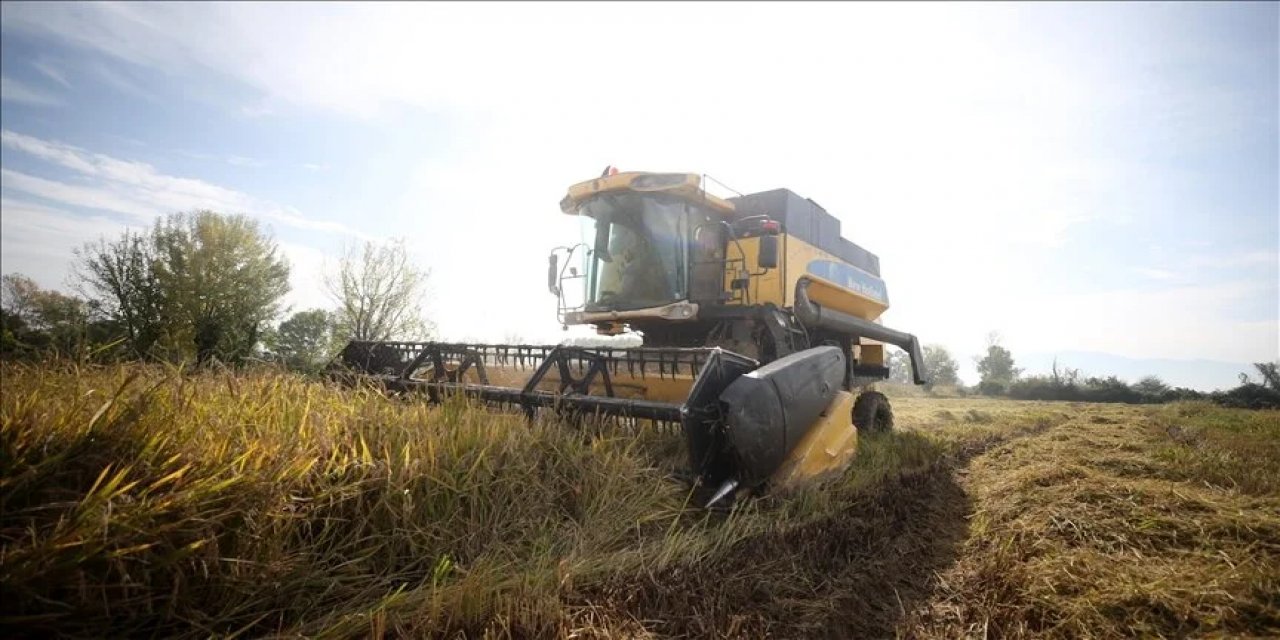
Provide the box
[2,363,1277,638]
[898,398,1280,638]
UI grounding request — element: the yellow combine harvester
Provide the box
[335,169,928,506]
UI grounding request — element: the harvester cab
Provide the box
[335,169,929,506]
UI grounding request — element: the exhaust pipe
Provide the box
[794,279,929,386]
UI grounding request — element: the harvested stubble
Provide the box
[898,399,1280,638]
[2,363,1277,638]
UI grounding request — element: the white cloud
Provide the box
[1190,250,1279,270]
[0,198,135,290]
[1134,267,1177,280]
[0,198,344,317]
[0,76,63,106]
[1,129,366,237]
[31,58,72,89]
[1004,281,1278,364]
[277,242,333,314]
[225,155,265,168]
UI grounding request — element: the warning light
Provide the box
[761,220,781,234]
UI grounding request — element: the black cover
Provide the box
[717,346,846,485]
[728,188,881,276]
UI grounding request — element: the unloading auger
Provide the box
[332,168,929,506]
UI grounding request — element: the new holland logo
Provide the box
[805,260,889,305]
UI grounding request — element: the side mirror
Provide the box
[758,234,779,269]
[547,253,559,295]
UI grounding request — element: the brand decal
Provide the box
[805,260,889,304]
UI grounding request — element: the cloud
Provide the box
[1134,267,1177,280]
[1,129,366,237]
[0,198,136,290]
[277,242,333,313]
[0,198,344,316]
[0,76,63,106]
[1003,281,1278,364]
[226,155,265,168]
[31,58,72,89]
[1190,251,1279,270]
[88,61,155,101]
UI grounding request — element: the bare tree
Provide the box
[74,231,168,358]
[326,239,432,342]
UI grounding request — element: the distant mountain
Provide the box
[1012,351,1263,392]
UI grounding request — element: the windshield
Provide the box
[579,193,690,312]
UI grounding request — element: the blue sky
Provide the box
[1,2,1276,389]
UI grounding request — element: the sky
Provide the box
[0,1,1276,390]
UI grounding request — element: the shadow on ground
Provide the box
[574,432,975,638]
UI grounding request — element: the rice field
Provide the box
[1,362,1277,638]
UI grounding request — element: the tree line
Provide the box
[1,210,431,371]
[885,332,1279,409]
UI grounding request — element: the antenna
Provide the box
[702,173,744,198]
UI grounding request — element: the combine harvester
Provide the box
[334,168,927,506]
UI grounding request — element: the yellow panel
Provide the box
[769,391,857,490]
[561,171,735,215]
[723,235,888,322]
[803,273,889,322]
[724,236,786,307]
[859,343,885,367]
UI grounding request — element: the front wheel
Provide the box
[853,391,894,433]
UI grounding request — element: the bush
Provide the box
[1006,374,1209,405]
[976,380,1007,396]
[1214,383,1280,410]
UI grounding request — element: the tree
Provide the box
[76,212,290,364]
[1133,375,1170,399]
[150,211,290,364]
[1252,362,1280,391]
[326,239,432,342]
[922,344,960,388]
[266,308,336,371]
[1,273,92,356]
[885,348,911,384]
[975,332,1020,395]
[75,231,168,358]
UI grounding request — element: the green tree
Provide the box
[266,308,336,371]
[76,212,290,364]
[1,273,92,356]
[151,211,290,364]
[975,332,1020,395]
[922,344,960,388]
[326,239,432,342]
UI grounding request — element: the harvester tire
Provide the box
[853,391,894,433]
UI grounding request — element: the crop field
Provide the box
[2,363,1278,638]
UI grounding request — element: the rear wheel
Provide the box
[853,391,894,433]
